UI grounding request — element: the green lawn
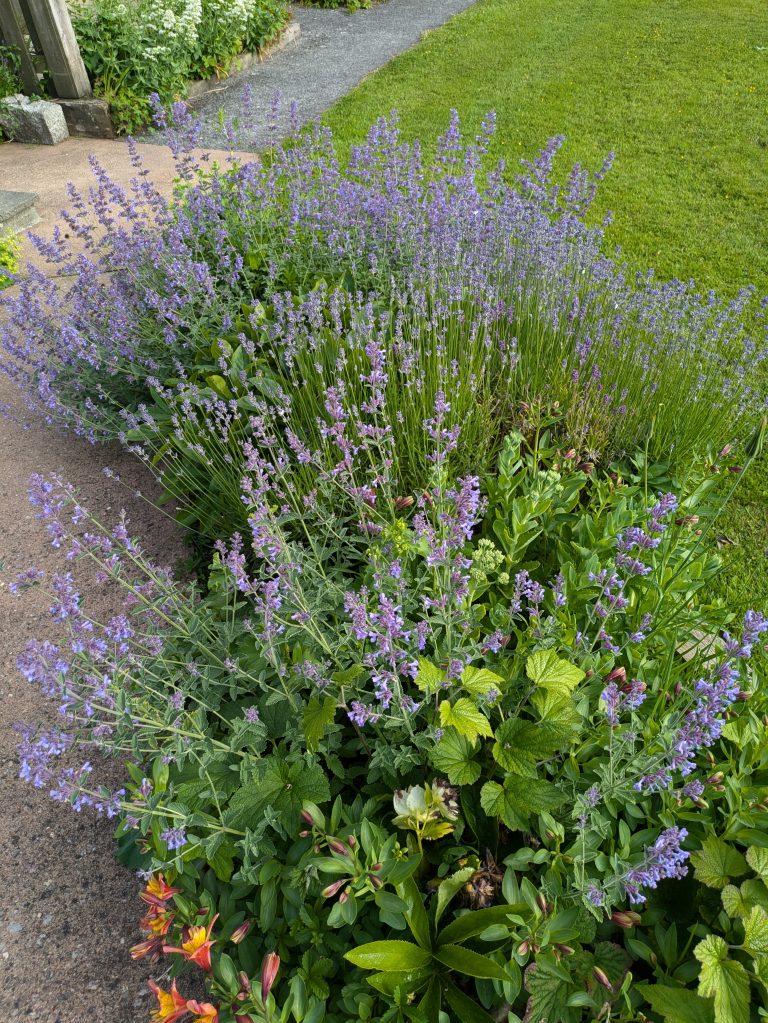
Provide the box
[323,0,768,615]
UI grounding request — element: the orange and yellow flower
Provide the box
[163,914,218,972]
[148,979,189,1023]
[142,907,175,937]
[141,874,182,909]
[129,935,164,962]
[186,1001,219,1023]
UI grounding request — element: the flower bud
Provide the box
[230,920,252,945]
[555,944,575,956]
[260,951,280,1004]
[321,879,348,899]
[328,838,351,857]
[370,863,382,872]
[347,835,357,848]
[301,810,315,825]
[594,967,612,990]
[707,772,724,785]
[736,690,752,701]
[517,940,529,956]
[394,495,414,511]
[338,890,349,904]
[612,909,639,933]
[299,830,310,838]
[369,875,383,890]
[577,462,594,475]
[605,666,626,684]
[564,449,577,460]
[536,893,551,915]
[728,465,743,474]
[238,972,251,992]
[718,444,733,459]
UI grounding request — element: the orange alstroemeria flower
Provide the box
[142,908,175,937]
[129,935,164,962]
[186,1000,219,1023]
[141,874,182,909]
[164,913,219,972]
[148,979,189,1023]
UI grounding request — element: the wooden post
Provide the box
[22,0,91,99]
[0,0,41,96]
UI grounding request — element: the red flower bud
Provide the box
[536,893,551,915]
[369,863,382,872]
[605,666,626,684]
[328,838,351,857]
[369,875,383,890]
[230,920,252,945]
[321,879,347,899]
[347,835,356,848]
[611,910,641,928]
[238,971,251,992]
[301,810,314,825]
[594,967,612,990]
[260,951,280,1004]
[517,940,529,956]
[338,890,349,904]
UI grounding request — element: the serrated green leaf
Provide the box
[345,940,432,972]
[480,776,565,832]
[594,941,630,990]
[526,650,584,693]
[636,984,715,1023]
[747,846,768,882]
[224,758,330,830]
[694,934,750,1023]
[303,695,337,753]
[429,731,481,785]
[691,837,748,889]
[414,659,445,695]
[492,718,569,776]
[523,961,572,1023]
[439,698,493,743]
[432,943,508,981]
[462,666,505,697]
[721,885,747,918]
[744,905,768,958]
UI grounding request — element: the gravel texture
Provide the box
[140,0,478,150]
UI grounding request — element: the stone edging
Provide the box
[186,21,302,103]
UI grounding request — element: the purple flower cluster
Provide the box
[624,827,689,904]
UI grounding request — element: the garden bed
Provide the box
[2,104,768,1023]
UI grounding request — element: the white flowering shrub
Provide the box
[69,0,288,133]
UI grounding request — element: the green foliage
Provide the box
[69,0,289,133]
[0,235,19,289]
[0,44,22,100]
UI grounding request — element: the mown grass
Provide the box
[322,0,768,616]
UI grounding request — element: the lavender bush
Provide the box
[2,107,766,546]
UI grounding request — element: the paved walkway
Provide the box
[141,0,478,150]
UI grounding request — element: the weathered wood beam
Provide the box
[22,0,91,99]
[0,0,41,96]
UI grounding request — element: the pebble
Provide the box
[8,921,22,935]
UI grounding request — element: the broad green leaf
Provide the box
[437,903,526,947]
[720,885,747,919]
[396,876,431,951]
[345,940,432,972]
[480,776,565,832]
[747,846,768,882]
[461,666,505,697]
[443,980,496,1023]
[430,731,481,785]
[523,961,572,1023]
[432,943,508,981]
[691,837,748,890]
[492,718,569,777]
[636,984,715,1023]
[439,698,493,743]
[205,373,233,399]
[415,659,445,695]
[366,966,433,997]
[743,905,768,958]
[435,866,476,926]
[224,759,330,830]
[526,650,584,693]
[302,695,337,753]
[694,934,750,1023]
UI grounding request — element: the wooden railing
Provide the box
[0,0,90,99]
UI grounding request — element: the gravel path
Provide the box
[140,0,478,150]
